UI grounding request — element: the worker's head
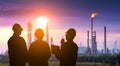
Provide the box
[65,28,76,41]
[35,28,44,40]
[12,23,23,35]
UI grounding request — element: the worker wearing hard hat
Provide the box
[8,23,28,66]
[52,28,78,66]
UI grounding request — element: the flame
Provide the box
[91,13,97,18]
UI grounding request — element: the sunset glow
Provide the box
[35,17,48,28]
[0,0,120,53]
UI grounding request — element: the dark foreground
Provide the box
[0,62,120,66]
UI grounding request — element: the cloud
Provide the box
[0,0,88,18]
[2,0,120,18]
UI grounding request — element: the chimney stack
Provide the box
[104,26,106,54]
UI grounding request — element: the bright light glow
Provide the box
[91,13,97,18]
[0,27,12,42]
[36,17,48,28]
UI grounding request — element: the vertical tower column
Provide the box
[46,21,49,44]
[90,13,97,55]
[104,26,107,54]
[87,31,90,49]
[91,18,94,55]
[27,22,32,49]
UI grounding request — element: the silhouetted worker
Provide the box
[8,23,28,66]
[29,28,51,66]
[52,28,78,66]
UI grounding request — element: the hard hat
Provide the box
[66,28,76,36]
[12,23,23,31]
[35,28,44,36]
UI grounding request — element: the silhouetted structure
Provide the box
[46,21,49,44]
[29,28,51,66]
[92,31,97,55]
[104,26,107,54]
[52,28,78,66]
[50,37,53,45]
[8,23,28,66]
[27,22,32,49]
[91,13,97,55]
[85,31,91,55]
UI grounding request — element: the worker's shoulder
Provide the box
[73,42,78,48]
[42,41,48,44]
